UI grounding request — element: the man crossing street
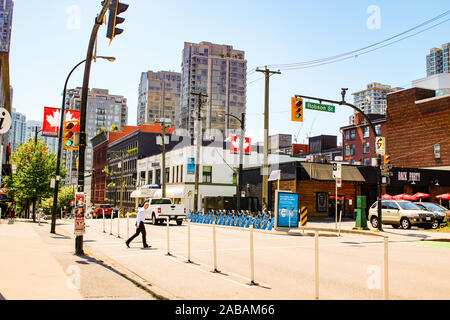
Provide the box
[125,202,150,249]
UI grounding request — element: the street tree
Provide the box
[4,139,65,221]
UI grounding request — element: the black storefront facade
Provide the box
[358,166,450,208]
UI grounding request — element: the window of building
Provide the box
[363,142,370,154]
[375,124,382,136]
[350,145,356,156]
[202,166,212,183]
[350,129,356,140]
[345,130,350,141]
[148,170,153,185]
[345,145,350,157]
[155,169,161,185]
[165,168,170,183]
[363,158,370,166]
[363,127,370,138]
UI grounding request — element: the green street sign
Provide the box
[305,102,336,113]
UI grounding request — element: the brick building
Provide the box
[90,124,175,208]
[386,88,449,169]
[340,114,385,166]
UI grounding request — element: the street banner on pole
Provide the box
[376,137,386,155]
[42,107,80,137]
[74,192,85,236]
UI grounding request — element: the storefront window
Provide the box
[202,166,212,183]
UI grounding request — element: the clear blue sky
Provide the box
[9,0,450,144]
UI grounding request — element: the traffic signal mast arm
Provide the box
[294,91,384,231]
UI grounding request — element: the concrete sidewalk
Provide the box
[0,219,155,300]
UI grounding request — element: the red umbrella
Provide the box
[403,194,419,201]
[393,194,408,200]
[382,194,393,200]
[0,188,9,195]
[436,193,450,200]
[414,192,430,199]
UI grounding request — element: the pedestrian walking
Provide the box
[125,202,150,249]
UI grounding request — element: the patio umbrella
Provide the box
[436,193,450,205]
[0,188,8,195]
[413,192,430,202]
[403,194,419,201]
[382,194,393,200]
[393,194,409,200]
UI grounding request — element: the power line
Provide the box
[279,17,450,72]
[266,10,450,69]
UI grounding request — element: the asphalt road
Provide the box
[58,217,450,300]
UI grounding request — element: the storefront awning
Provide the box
[300,163,365,182]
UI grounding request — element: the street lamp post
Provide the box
[219,113,245,211]
[50,56,115,234]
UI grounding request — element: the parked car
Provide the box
[414,202,449,227]
[93,204,114,219]
[145,198,186,225]
[369,200,436,230]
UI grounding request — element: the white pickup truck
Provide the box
[145,198,186,226]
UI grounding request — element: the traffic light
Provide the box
[106,0,129,43]
[384,154,391,166]
[63,121,79,151]
[291,97,303,122]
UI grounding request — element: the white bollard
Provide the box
[166,217,171,256]
[315,231,319,300]
[188,218,192,263]
[117,209,120,238]
[127,212,129,239]
[384,236,389,300]
[102,211,105,233]
[250,225,256,285]
[213,221,218,272]
[110,210,113,235]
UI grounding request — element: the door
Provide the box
[382,201,399,224]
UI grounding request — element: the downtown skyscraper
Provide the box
[178,42,247,137]
[137,71,181,126]
[426,43,450,76]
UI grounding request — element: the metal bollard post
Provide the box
[102,211,105,233]
[213,221,218,273]
[315,231,319,300]
[127,212,129,239]
[117,209,121,238]
[384,236,389,300]
[110,210,113,235]
[249,224,256,285]
[188,218,192,263]
[166,217,171,256]
[338,209,343,237]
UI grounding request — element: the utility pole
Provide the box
[191,91,208,211]
[161,79,167,198]
[161,120,169,198]
[256,67,281,213]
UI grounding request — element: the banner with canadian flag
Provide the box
[230,136,251,154]
[42,107,81,137]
